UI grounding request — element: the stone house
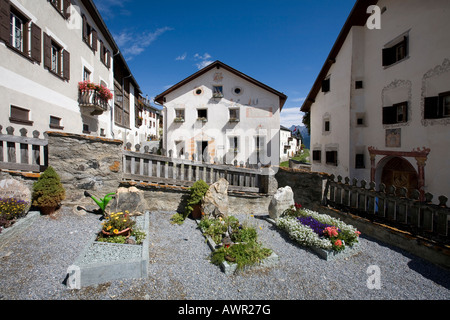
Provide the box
[154,60,287,168]
[0,0,150,146]
[300,0,450,200]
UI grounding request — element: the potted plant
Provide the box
[100,211,136,238]
[185,179,209,220]
[32,166,66,215]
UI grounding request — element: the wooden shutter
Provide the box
[106,49,111,68]
[82,15,88,42]
[0,0,10,43]
[43,33,52,70]
[382,47,394,67]
[91,29,97,51]
[382,106,397,124]
[63,49,70,80]
[424,97,439,119]
[322,78,330,92]
[30,23,42,63]
[63,0,71,20]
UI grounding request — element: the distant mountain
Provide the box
[290,125,310,149]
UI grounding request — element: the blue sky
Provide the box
[93,0,357,128]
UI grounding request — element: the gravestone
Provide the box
[268,186,295,220]
[0,179,32,212]
[109,187,148,216]
[202,178,229,218]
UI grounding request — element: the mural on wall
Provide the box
[385,128,401,148]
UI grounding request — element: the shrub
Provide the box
[32,166,66,208]
[211,242,272,270]
[184,179,209,219]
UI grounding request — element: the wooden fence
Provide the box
[323,175,450,243]
[0,126,48,173]
[122,150,265,193]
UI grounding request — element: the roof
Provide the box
[300,0,378,113]
[154,60,288,109]
[280,125,291,132]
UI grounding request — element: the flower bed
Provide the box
[272,206,361,261]
[197,215,279,275]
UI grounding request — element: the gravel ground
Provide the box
[0,206,449,301]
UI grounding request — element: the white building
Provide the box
[301,0,450,200]
[280,125,299,162]
[0,0,150,146]
[154,61,287,168]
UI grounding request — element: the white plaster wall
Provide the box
[163,67,281,166]
[0,0,115,137]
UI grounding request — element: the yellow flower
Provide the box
[107,226,112,231]
[113,229,119,234]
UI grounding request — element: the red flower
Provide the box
[294,203,302,209]
[334,239,342,247]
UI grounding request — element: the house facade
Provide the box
[0,0,150,146]
[301,0,450,200]
[280,125,299,162]
[154,61,287,168]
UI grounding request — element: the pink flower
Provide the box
[324,226,339,238]
[334,239,342,247]
[355,231,361,237]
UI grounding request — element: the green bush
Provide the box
[211,242,272,270]
[184,179,209,219]
[32,166,66,208]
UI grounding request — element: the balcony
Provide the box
[78,81,112,116]
[79,90,109,115]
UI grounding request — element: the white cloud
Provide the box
[193,53,213,69]
[175,53,187,61]
[291,97,306,103]
[280,106,304,128]
[95,0,131,19]
[114,27,173,60]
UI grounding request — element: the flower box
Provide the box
[267,207,362,261]
[66,211,149,289]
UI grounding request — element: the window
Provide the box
[312,150,322,162]
[326,151,338,166]
[82,124,90,133]
[82,15,97,51]
[213,86,223,98]
[44,33,70,80]
[383,101,408,124]
[383,36,408,67]
[100,40,111,68]
[174,109,185,122]
[229,108,240,122]
[49,0,71,19]
[355,153,365,169]
[324,120,330,132]
[322,78,330,93]
[83,68,91,81]
[49,116,63,129]
[10,105,33,125]
[197,109,208,121]
[355,81,364,89]
[357,117,365,126]
[424,91,450,119]
[233,87,243,95]
[229,136,239,153]
[1,5,41,63]
[194,88,203,96]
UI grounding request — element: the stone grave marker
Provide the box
[268,186,295,220]
[0,179,32,213]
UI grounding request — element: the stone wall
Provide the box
[47,132,123,205]
[275,167,329,210]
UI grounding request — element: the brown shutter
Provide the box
[43,33,52,70]
[106,49,111,68]
[424,97,439,119]
[0,0,10,43]
[63,0,71,20]
[91,29,97,51]
[63,49,70,80]
[100,40,105,63]
[82,15,88,42]
[382,106,397,124]
[30,23,41,63]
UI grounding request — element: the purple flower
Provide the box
[297,216,334,236]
